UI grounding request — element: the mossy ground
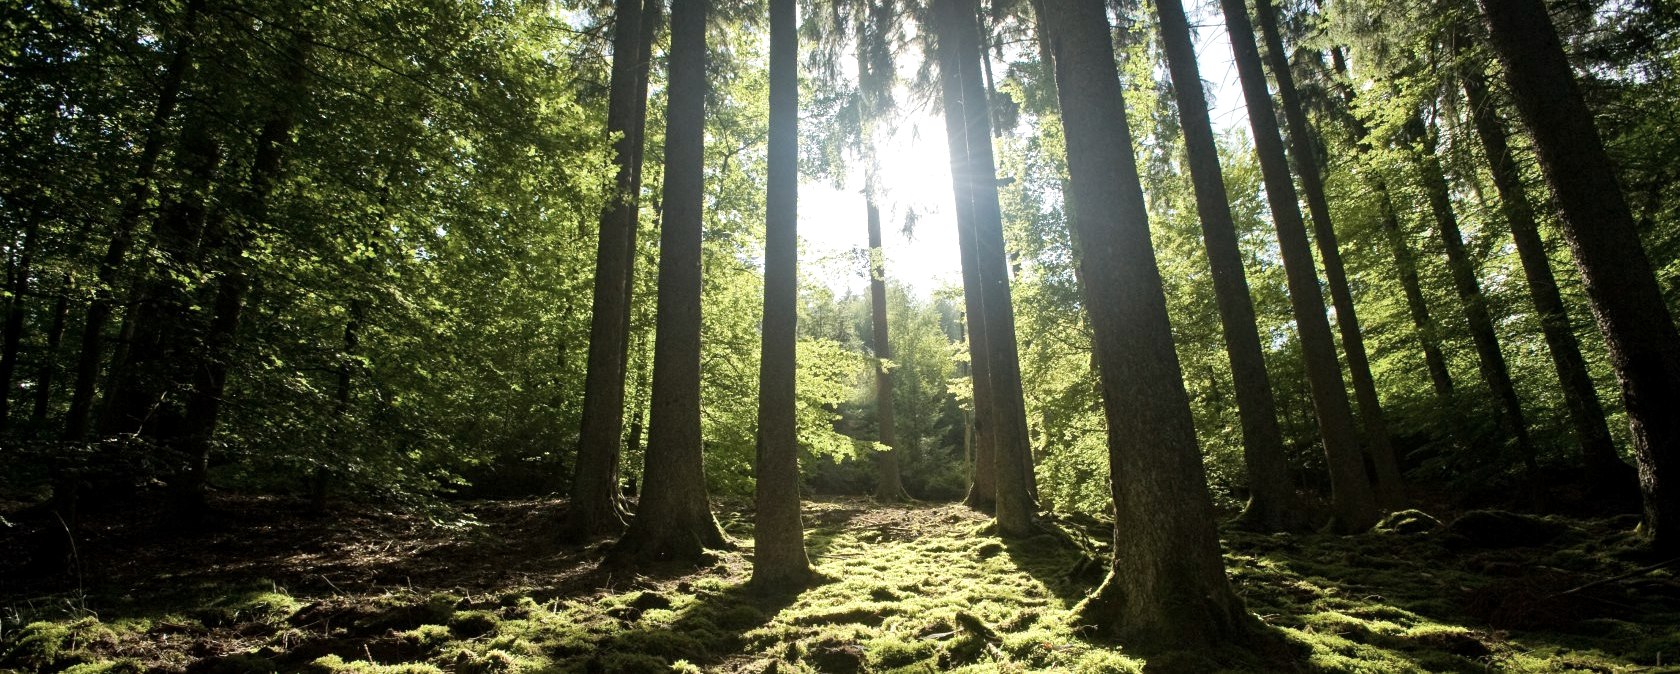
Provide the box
[3,497,1676,673]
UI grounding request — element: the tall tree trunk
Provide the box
[63,0,201,444]
[0,218,40,431]
[935,0,1037,537]
[750,0,811,592]
[868,203,908,502]
[936,11,996,514]
[1408,115,1541,495]
[1155,0,1304,533]
[1325,47,1461,429]
[613,0,728,563]
[1480,0,1680,552]
[1460,63,1636,501]
[33,275,70,424]
[1043,0,1253,648]
[169,37,310,517]
[1252,0,1403,511]
[565,0,648,540]
[1221,0,1378,532]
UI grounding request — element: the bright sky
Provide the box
[796,0,1249,298]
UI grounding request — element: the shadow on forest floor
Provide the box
[2,495,1678,672]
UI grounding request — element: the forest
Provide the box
[1,0,1679,670]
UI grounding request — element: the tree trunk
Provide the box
[612,0,728,563]
[62,0,201,444]
[1155,0,1304,533]
[1324,47,1462,438]
[1043,0,1253,648]
[1408,115,1541,496]
[935,11,996,514]
[1221,0,1378,532]
[33,275,70,424]
[1252,0,1403,511]
[1459,62,1636,501]
[750,0,811,592]
[935,0,1037,537]
[868,203,908,502]
[1480,0,1680,552]
[565,0,648,540]
[0,217,40,431]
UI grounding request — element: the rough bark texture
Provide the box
[1044,0,1253,648]
[1155,0,1304,533]
[613,0,728,564]
[1409,116,1540,491]
[1480,0,1678,552]
[934,7,996,514]
[868,203,908,502]
[1459,63,1635,499]
[1252,0,1403,511]
[936,0,1037,537]
[1222,0,1378,532]
[564,0,646,541]
[750,0,811,591]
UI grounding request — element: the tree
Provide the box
[1459,59,1636,501]
[1252,0,1403,510]
[612,0,729,563]
[564,0,652,540]
[1041,0,1252,647]
[1221,0,1378,532]
[751,0,810,591]
[1154,0,1304,532]
[868,203,909,502]
[932,0,1037,537]
[1405,113,1540,493]
[1479,0,1680,551]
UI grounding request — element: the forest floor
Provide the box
[2,495,1678,673]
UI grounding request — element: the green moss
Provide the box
[447,610,500,639]
[0,618,114,671]
[307,655,444,674]
[59,659,144,674]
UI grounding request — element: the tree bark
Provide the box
[1459,62,1635,500]
[1480,0,1680,552]
[935,0,1037,537]
[1043,0,1253,648]
[1155,0,1304,533]
[750,0,811,592]
[1252,0,1403,511]
[33,275,70,424]
[868,203,908,502]
[613,0,728,563]
[935,8,996,514]
[565,0,648,540]
[1222,0,1378,532]
[1408,115,1540,494]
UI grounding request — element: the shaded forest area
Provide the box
[3,0,1680,671]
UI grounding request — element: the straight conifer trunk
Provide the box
[1155,0,1303,532]
[1408,116,1540,489]
[613,0,729,563]
[1041,0,1252,647]
[1479,0,1680,551]
[935,0,1036,537]
[1221,0,1378,532]
[933,6,996,514]
[868,203,908,502]
[565,0,646,540]
[1252,0,1403,510]
[1459,64,1634,498]
[750,0,810,590]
